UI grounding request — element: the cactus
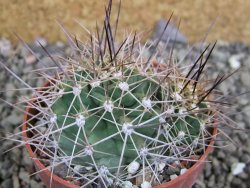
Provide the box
[1,1,228,188]
[50,60,206,171]
[27,28,216,186]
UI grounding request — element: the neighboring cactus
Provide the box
[1,1,226,188]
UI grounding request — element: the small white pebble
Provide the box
[127,161,140,174]
[180,168,187,175]
[85,166,93,171]
[73,165,86,173]
[0,38,11,57]
[122,181,133,188]
[229,54,244,69]
[56,41,65,48]
[76,65,83,71]
[37,126,47,134]
[231,162,246,175]
[25,54,37,64]
[158,162,166,171]
[35,37,47,47]
[174,160,180,165]
[191,103,196,109]
[170,174,178,180]
[141,181,152,188]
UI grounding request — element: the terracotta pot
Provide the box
[22,79,217,188]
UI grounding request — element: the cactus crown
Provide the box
[2,1,226,188]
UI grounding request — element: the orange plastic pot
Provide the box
[22,105,79,188]
[22,79,217,188]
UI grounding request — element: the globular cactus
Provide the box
[51,61,206,171]
[1,1,222,188]
[32,34,215,187]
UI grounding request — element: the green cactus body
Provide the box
[50,65,205,172]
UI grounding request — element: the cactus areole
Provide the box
[21,1,220,188]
